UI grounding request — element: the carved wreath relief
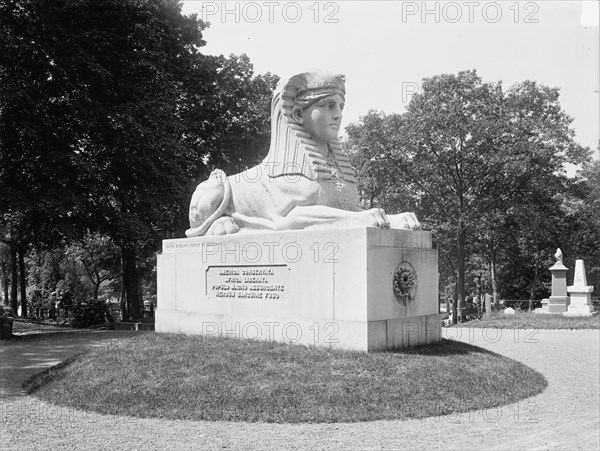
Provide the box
[393,262,417,306]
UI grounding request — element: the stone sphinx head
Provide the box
[262,71,355,184]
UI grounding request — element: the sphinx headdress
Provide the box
[262,71,356,184]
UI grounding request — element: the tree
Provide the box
[1,0,206,319]
[0,225,21,316]
[1,0,278,319]
[0,243,9,305]
[27,246,92,315]
[568,158,600,294]
[346,70,590,323]
[346,111,417,213]
[65,233,121,301]
[404,73,588,322]
[179,53,279,177]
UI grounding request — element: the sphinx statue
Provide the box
[186,70,419,237]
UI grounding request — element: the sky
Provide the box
[181,0,600,158]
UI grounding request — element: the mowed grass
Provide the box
[25,334,547,423]
[453,310,600,330]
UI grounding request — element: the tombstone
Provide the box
[156,71,441,351]
[546,248,570,314]
[564,259,598,317]
[504,307,516,315]
[535,297,550,314]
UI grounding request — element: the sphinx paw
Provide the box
[207,216,240,235]
[388,212,421,230]
[363,208,390,229]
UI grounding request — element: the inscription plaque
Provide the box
[206,265,289,301]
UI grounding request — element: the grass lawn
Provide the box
[25,333,546,423]
[452,310,600,330]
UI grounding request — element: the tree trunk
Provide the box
[452,279,458,325]
[456,224,466,322]
[2,274,8,306]
[490,258,500,311]
[10,246,18,315]
[529,264,539,312]
[120,267,127,321]
[93,280,100,301]
[121,245,141,320]
[0,260,9,306]
[18,247,27,318]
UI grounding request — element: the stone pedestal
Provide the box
[564,259,598,317]
[156,227,441,352]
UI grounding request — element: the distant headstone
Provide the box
[504,307,516,315]
[547,248,569,314]
[535,297,550,315]
[564,259,598,317]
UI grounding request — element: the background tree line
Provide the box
[0,0,278,319]
[346,71,597,323]
[1,0,597,325]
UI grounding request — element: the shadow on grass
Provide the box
[387,338,495,356]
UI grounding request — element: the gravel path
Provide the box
[1,327,598,450]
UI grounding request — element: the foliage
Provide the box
[27,247,92,309]
[346,70,591,322]
[65,233,120,300]
[570,159,600,293]
[71,299,114,328]
[346,111,417,212]
[180,53,279,177]
[1,0,203,317]
[0,0,276,319]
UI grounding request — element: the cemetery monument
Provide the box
[156,71,441,351]
[545,248,570,314]
[565,259,598,317]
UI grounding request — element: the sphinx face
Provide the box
[300,93,344,144]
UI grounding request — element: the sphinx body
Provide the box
[186,71,419,237]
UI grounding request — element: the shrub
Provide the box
[71,300,114,328]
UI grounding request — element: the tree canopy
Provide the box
[346,70,592,322]
[0,0,277,318]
